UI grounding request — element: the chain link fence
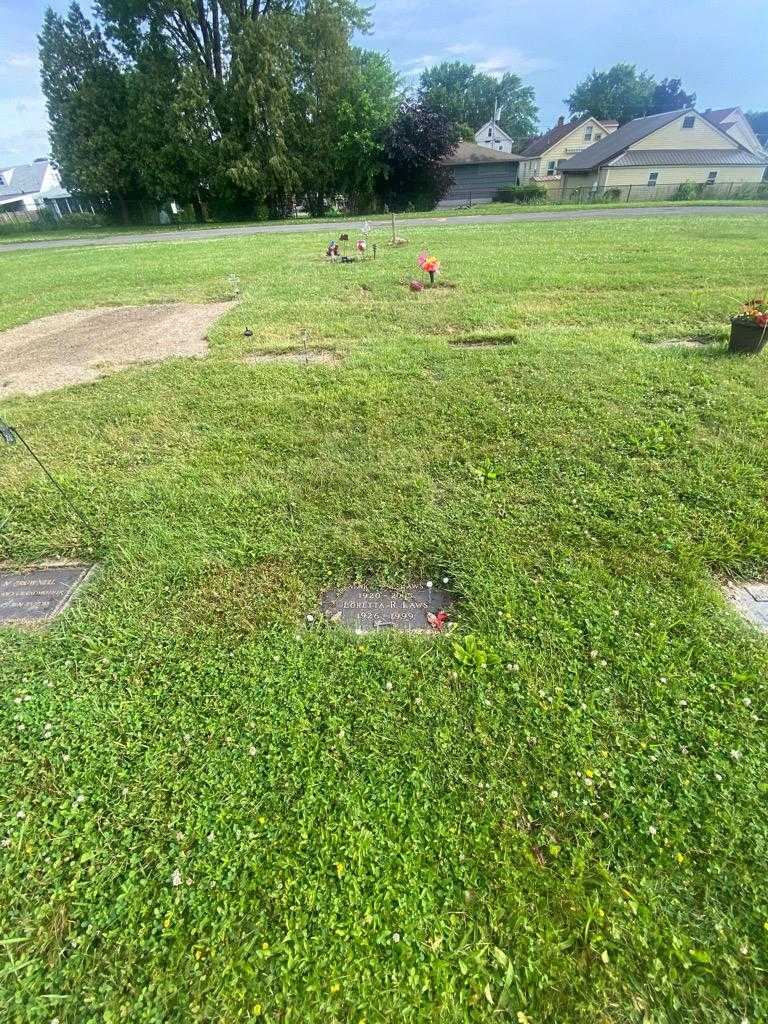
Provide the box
[1,177,767,238]
[442,179,768,208]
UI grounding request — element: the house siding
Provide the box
[519,118,610,181]
[631,113,735,151]
[446,162,519,200]
[603,164,766,186]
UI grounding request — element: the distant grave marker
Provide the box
[320,583,453,634]
[724,581,768,633]
[0,563,95,627]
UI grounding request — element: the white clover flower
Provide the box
[306,614,315,623]
[16,810,25,819]
[392,932,400,942]
[742,698,752,707]
[649,825,657,836]
[171,869,182,887]
[385,682,393,691]
[249,746,257,756]
[730,750,743,761]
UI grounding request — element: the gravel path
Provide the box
[1,204,766,254]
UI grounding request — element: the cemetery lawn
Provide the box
[1,215,768,1023]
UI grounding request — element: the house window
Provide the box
[682,115,696,129]
[584,126,593,141]
[706,171,718,184]
[594,133,602,141]
[648,172,659,186]
[487,128,492,138]
[546,160,557,176]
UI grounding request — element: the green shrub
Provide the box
[601,187,622,202]
[493,182,547,205]
[672,181,704,201]
[55,211,109,230]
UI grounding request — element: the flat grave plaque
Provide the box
[320,584,453,634]
[0,564,95,627]
[724,580,768,633]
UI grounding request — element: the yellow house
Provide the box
[560,108,768,198]
[517,115,619,186]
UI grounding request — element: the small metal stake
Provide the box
[0,417,100,540]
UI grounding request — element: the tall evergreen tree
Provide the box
[39,3,143,219]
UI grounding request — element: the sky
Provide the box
[1,0,767,167]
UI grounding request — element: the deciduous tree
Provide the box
[375,102,458,211]
[418,61,537,142]
[566,64,656,124]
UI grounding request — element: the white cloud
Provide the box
[399,43,554,80]
[6,54,39,70]
[475,47,555,77]
[444,43,477,56]
[0,93,49,165]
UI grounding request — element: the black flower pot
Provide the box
[729,318,767,355]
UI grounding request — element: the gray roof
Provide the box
[519,116,592,158]
[608,149,767,167]
[442,142,521,166]
[0,160,52,198]
[559,109,688,171]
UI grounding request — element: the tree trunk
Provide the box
[192,193,206,223]
[117,193,130,225]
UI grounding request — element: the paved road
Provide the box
[1,204,766,254]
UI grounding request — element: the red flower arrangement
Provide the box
[736,297,768,328]
[417,250,441,284]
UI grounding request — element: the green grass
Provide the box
[1,196,767,244]
[1,216,767,1023]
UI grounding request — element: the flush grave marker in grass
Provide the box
[0,563,95,627]
[320,583,453,633]
[724,581,768,632]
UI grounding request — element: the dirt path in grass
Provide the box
[0,204,767,254]
[0,302,231,397]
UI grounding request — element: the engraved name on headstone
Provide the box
[0,564,95,626]
[320,584,453,633]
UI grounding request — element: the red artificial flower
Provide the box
[426,610,450,631]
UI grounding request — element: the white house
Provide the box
[560,108,768,197]
[474,120,516,154]
[0,159,77,216]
